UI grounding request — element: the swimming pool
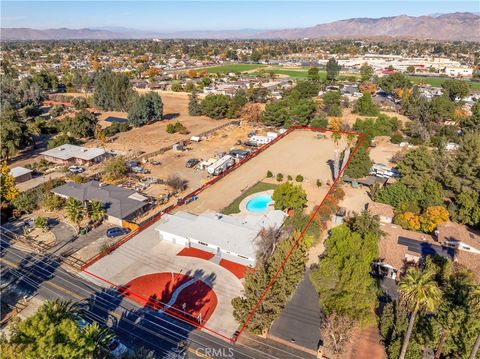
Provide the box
[246,194,273,213]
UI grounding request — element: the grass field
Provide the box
[407,76,480,90]
[202,64,267,74]
[222,181,278,215]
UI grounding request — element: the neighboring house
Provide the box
[367,202,394,224]
[155,210,287,266]
[52,180,150,226]
[9,167,33,184]
[373,221,480,281]
[40,144,107,165]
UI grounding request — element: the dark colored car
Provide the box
[106,227,130,238]
[185,158,199,168]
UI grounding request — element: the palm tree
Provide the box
[468,285,480,359]
[66,197,84,227]
[398,267,442,359]
[87,200,106,222]
[329,117,343,180]
[82,322,114,357]
[42,299,81,322]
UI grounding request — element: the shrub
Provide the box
[316,179,322,187]
[266,170,273,178]
[166,175,188,192]
[390,133,404,144]
[287,175,293,181]
[35,217,48,229]
[166,122,188,134]
[276,173,283,182]
[104,122,130,137]
[295,175,304,182]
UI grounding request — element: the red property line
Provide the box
[80,126,365,342]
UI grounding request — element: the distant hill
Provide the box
[1,12,479,41]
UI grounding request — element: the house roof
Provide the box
[40,144,105,161]
[155,210,287,260]
[52,180,148,220]
[9,167,33,178]
[437,221,480,251]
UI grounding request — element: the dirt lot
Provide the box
[179,130,348,214]
[341,108,411,128]
[369,136,407,166]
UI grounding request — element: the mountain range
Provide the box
[1,12,479,41]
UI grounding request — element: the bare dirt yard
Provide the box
[369,136,407,166]
[341,108,411,128]
[180,130,348,215]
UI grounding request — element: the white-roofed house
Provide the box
[9,167,33,184]
[155,210,287,266]
[40,144,107,165]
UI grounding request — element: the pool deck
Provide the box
[238,190,274,216]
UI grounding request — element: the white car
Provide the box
[68,165,84,173]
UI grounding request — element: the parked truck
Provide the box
[207,155,235,176]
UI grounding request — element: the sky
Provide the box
[1,1,479,32]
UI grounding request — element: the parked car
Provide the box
[68,165,84,173]
[131,165,149,174]
[106,227,130,238]
[105,339,128,358]
[150,160,161,165]
[185,158,200,168]
[125,160,140,168]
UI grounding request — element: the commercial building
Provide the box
[155,210,287,266]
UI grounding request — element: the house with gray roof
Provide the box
[52,180,150,226]
[155,210,287,266]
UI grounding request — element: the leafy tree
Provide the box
[65,197,84,226]
[291,81,321,98]
[1,105,29,159]
[63,110,97,138]
[406,65,416,74]
[354,92,379,116]
[395,211,421,231]
[310,115,328,129]
[40,192,64,211]
[441,79,470,101]
[188,91,203,116]
[93,70,134,111]
[246,87,269,103]
[289,99,317,125]
[32,70,58,91]
[310,223,379,326]
[348,209,383,238]
[343,146,372,179]
[47,134,75,149]
[419,206,449,233]
[449,190,480,227]
[227,93,248,118]
[201,94,231,119]
[272,182,307,211]
[398,267,442,359]
[326,57,341,81]
[397,147,437,189]
[360,63,374,82]
[307,66,320,81]
[102,156,128,183]
[87,200,106,221]
[261,101,290,127]
[128,92,163,127]
[461,100,479,132]
[322,91,342,117]
[378,73,411,94]
[0,162,19,203]
[71,97,89,110]
[428,95,455,123]
[104,122,130,137]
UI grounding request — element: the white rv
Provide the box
[250,132,278,146]
[207,155,235,176]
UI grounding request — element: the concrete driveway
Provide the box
[81,225,243,338]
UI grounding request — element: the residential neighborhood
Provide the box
[1,3,479,359]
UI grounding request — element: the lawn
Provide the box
[202,64,267,74]
[222,181,278,215]
[407,76,480,90]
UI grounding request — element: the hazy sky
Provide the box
[2,1,479,31]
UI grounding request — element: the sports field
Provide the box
[202,64,266,73]
[407,76,480,89]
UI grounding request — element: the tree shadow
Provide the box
[326,159,335,180]
[163,113,180,120]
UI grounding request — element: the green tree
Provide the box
[378,73,411,94]
[93,70,134,111]
[63,110,97,138]
[1,105,28,159]
[102,156,128,183]
[71,97,89,110]
[188,91,203,116]
[87,200,106,221]
[343,146,373,179]
[292,81,320,98]
[397,147,438,189]
[428,95,455,123]
[47,133,75,149]
[272,182,307,211]
[289,99,317,125]
[326,57,341,81]
[127,92,163,127]
[449,190,480,227]
[441,79,470,101]
[354,92,379,116]
[201,94,231,119]
[40,192,65,211]
[360,63,374,82]
[307,66,320,81]
[65,197,84,226]
[261,101,290,127]
[461,100,479,132]
[398,267,442,359]
[322,91,342,117]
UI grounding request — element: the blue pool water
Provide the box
[246,194,272,213]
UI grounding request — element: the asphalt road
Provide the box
[1,238,310,359]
